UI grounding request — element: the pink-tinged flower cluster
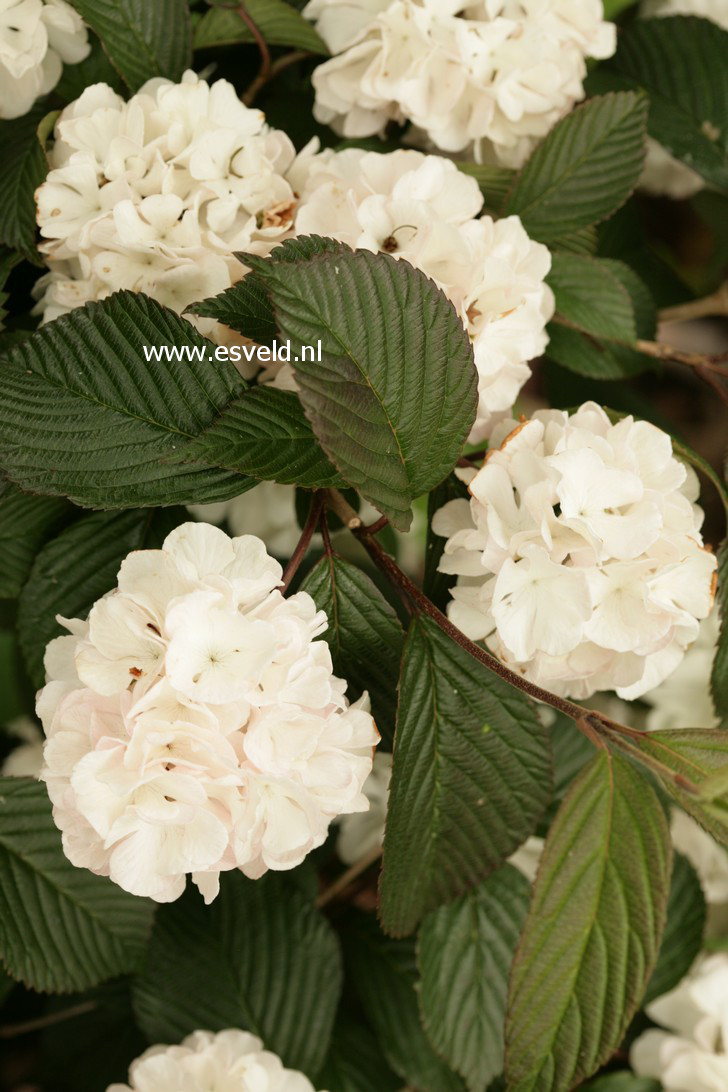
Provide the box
[37,522,378,903]
[433,402,717,699]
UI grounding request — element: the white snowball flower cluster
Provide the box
[433,402,717,699]
[189,482,302,559]
[34,71,300,346]
[639,0,728,198]
[36,522,378,904]
[303,0,616,166]
[0,0,89,120]
[645,610,720,731]
[108,1030,320,1092]
[290,147,554,437]
[631,954,728,1091]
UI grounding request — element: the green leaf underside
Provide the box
[0,486,71,599]
[193,0,328,54]
[300,555,404,748]
[0,778,154,993]
[244,239,478,530]
[69,0,192,91]
[0,291,250,508]
[171,386,344,488]
[505,751,672,1091]
[614,17,728,192]
[0,104,48,261]
[133,871,341,1079]
[379,616,551,937]
[342,912,466,1092]
[504,92,649,241]
[645,852,705,1005]
[418,865,531,1091]
[18,507,184,689]
[187,274,278,346]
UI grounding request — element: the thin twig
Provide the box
[281,492,324,590]
[316,844,383,908]
[364,515,389,535]
[659,281,728,324]
[244,48,314,106]
[635,338,728,376]
[0,1001,97,1038]
[237,3,271,105]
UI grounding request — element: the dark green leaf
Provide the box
[194,0,328,53]
[300,554,404,748]
[69,0,192,91]
[547,254,637,340]
[455,162,515,213]
[187,274,277,346]
[583,1076,661,1092]
[244,239,478,530]
[54,33,126,100]
[318,1014,401,1092]
[0,486,71,599]
[18,507,185,689]
[504,93,649,241]
[614,17,728,192]
[423,472,470,612]
[0,103,48,262]
[342,911,466,1092]
[505,752,672,1091]
[133,871,341,1079]
[0,291,251,508]
[171,387,345,488]
[418,864,531,1091]
[379,616,551,936]
[0,778,154,993]
[645,852,705,1005]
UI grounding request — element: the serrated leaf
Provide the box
[548,254,637,341]
[0,778,154,993]
[17,507,185,689]
[545,323,652,379]
[645,852,705,1005]
[318,1014,401,1092]
[69,0,192,91]
[342,911,466,1092]
[553,225,598,255]
[245,239,478,530]
[300,554,404,748]
[172,387,345,488]
[0,103,48,262]
[0,486,71,599]
[505,751,672,1092]
[194,0,328,53]
[54,32,126,100]
[133,871,341,1079]
[379,616,551,936]
[0,291,251,509]
[504,92,649,241]
[423,472,470,612]
[614,17,728,192]
[418,864,531,1091]
[187,274,277,346]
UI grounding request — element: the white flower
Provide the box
[433,402,717,699]
[0,0,89,120]
[37,522,378,903]
[292,146,554,438]
[645,610,720,730]
[1,716,44,776]
[304,0,616,166]
[671,810,728,906]
[189,482,302,558]
[34,72,301,350]
[337,749,392,864]
[639,0,728,198]
[631,954,728,1091]
[508,834,544,882]
[108,1029,320,1092]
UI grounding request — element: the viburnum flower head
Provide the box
[37,523,378,904]
[304,0,616,166]
[108,1030,320,1092]
[0,0,89,120]
[433,402,717,699]
[34,71,300,349]
[290,146,554,438]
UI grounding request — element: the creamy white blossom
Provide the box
[304,0,616,166]
[108,1029,320,1092]
[37,522,378,903]
[433,402,717,699]
[0,0,89,120]
[34,71,301,350]
[188,482,302,559]
[645,610,720,731]
[291,147,554,437]
[639,0,728,197]
[631,954,728,1091]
